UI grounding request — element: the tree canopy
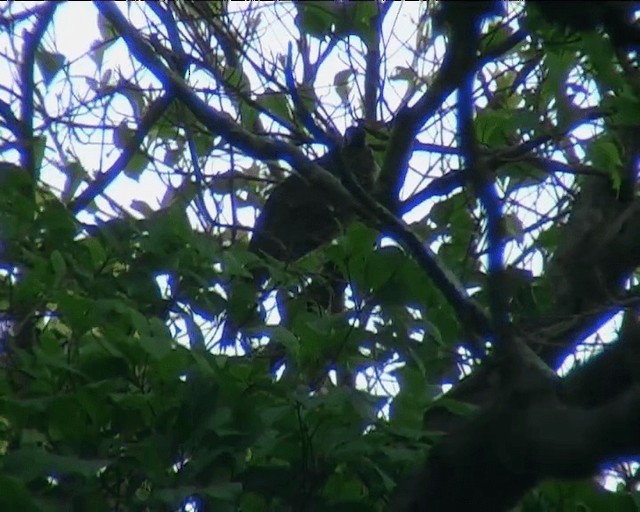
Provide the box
[1,1,640,511]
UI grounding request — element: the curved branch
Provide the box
[69,93,175,214]
[99,2,495,355]
[381,18,526,215]
[95,2,368,215]
[397,383,640,512]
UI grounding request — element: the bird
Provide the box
[221,125,380,349]
[249,125,378,266]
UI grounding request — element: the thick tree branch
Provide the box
[561,310,640,408]
[400,107,606,215]
[397,377,640,512]
[381,15,525,214]
[380,53,463,212]
[98,2,497,349]
[363,2,390,122]
[453,5,513,352]
[18,2,57,178]
[96,4,348,197]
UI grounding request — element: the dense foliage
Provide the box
[1,2,640,511]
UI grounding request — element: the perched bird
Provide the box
[248,125,378,267]
[222,125,379,348]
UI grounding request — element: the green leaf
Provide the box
[294,1,377,41]
[202,482,244,501]
[49,250,66,286]
[61,160,88,202]
[113,122,135,150]
[390,66,418,84]
[261,326,300,358]
[294,1,336,38]
[503,213,524,242]
[607,89,640,127]
[35,50,66,88]
[120,81,146,120]
[334,68,353,104]
[0,476,40,511]
[582,32,622,90]
[3,448,107,481]
[524,481,640,512]
[89,38,116,69]
[323,471,365,503]
[503,161,548,193]
[124,152,150,179]
[97,12,118,41]
[475,108,511,146]
[587,137,622,172]
[257,90,291,122]
[31,136,46,176]
[240,102,259,130]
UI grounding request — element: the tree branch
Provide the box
[18,2,57,178]
[98,2,497,356]
[69,93,175,214]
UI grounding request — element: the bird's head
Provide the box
[341,124,379,191]
[344,125,367,148]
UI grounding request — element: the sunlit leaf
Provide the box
[35,49,66,88]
